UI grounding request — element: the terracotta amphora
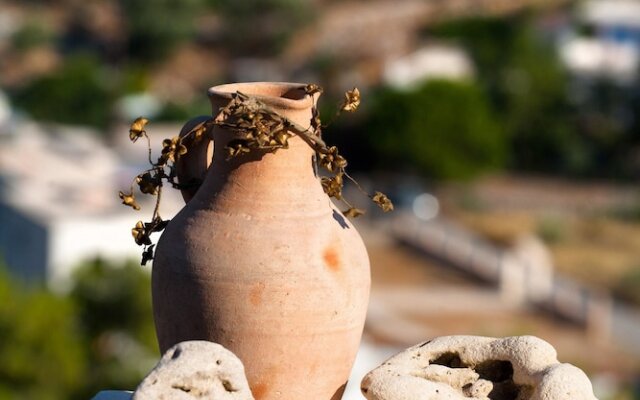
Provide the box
[151,82,371,400]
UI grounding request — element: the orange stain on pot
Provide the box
[249,282,265,306]
[251,382,268,399]
[323,247,341,272]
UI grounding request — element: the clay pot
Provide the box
[152,82,371,400]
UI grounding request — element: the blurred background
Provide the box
[0,0,639,399]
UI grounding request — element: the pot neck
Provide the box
[205,81,320,180]
[208,82,317,115]
[190,83,326,215]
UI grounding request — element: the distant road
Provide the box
[611,303,640,355]
[387,212,640,357]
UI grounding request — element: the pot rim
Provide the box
[207,82,314,110]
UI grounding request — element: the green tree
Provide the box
[429,15,580,174]
[12,55,114,128]
[70,258,158,397]
[0,257,159,399]
[216,0,315,56]
[0,266,87,400]
[10,19,53,52]
[119,0,206,62]
[501,21,580,174]
[367,80,506,180]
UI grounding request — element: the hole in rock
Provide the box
[475,360,513,382]
[171,383,191,393]
[431,352,464,368]
[429,354,532,400]
[487,380,523,400]
[222,379,236,392]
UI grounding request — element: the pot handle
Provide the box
[175,116,214,203]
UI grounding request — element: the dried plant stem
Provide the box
[343,170,370,198]
[145,134,153,165]
[152,184,162,220]
[292,127,327,152]
[121,84,392,266]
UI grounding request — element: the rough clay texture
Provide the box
[152,82,369,400]
[133,341,254,400]
[361,335,598,400]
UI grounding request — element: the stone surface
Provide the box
[132,341,254,400]
[360,335,599,400]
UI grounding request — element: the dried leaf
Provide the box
[372,191,394,212]
[161,136,188,162]
[319,146,348,172]
[123,87,392,266]
[311,107,322,134]
[225,139,251,159]
[343,207,365,218]
[129,117,149,142]
[136,172,161,195]
[190,122,210,142]
[341,88,360,112]
[141,244,155,266]
[145,216,170,233]
[304,84,323,96]
[119,191,140,210]
[274,131,290,147]
[131,221,152,246]
[321,173,343,199]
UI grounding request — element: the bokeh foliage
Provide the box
[119,0,206,62]
[421,14,640,178]
[0,268,85,400]
[6,7,639,182]
[215,0,315,56]
[371,14,578,179]
[12,56,114,129]
[70,258,158,398]
[0,259,158,400]
[367,80,506,180]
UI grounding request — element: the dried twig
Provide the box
[119,84,393,265]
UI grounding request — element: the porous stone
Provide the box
[361,335,598,400]
[133,341,254,400]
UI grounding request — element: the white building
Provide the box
[559,0,640,82]
[0,118,183,291]
[383,44,475,89]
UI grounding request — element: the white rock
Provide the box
[133,341,254,400]
[361,335,598,400]
[532,363,600,400]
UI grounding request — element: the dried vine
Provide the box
[119,84,393,265]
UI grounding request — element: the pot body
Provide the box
[152,83,370,400]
